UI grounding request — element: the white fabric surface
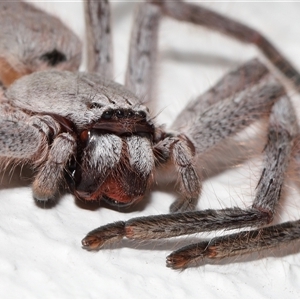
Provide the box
[1,1,300,298]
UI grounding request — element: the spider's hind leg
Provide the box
[167,219,300,269]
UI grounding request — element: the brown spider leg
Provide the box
[85,0,113,79]
[82,62,296,255]
[167,219,300,269]
[149,0,300,92]
[125,2,161,103]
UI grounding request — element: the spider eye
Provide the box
[136,111,147,119]
[116,109,125,118]
[102,109,114,119]
[40,49,67,66]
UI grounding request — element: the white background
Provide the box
[1,1,300,298]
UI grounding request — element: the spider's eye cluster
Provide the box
[101,109,147,120]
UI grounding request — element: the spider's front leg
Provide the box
[0,102,76,201]
[165,92,298,268]
[82,60,298,269]
[157,58,282,212]
[154,132,201,212]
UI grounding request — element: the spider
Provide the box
[1,1,300,270]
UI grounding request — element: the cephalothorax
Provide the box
[1,1,300,269]
[5,71,156,206]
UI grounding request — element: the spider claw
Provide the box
[166,253,189,269]
[166,241,211,269]
[81,235,104,250]
[82,221,126,250]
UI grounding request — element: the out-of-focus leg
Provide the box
[150,0,300,91]
[125,3,161,103]
[85,0,113,79]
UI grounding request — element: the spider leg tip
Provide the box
[81,235,104,250]
[166,253,189,270]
